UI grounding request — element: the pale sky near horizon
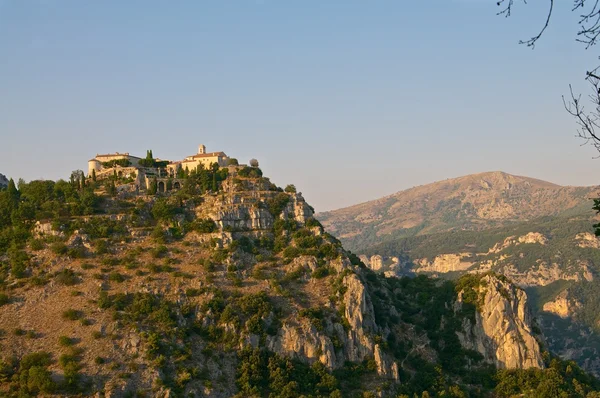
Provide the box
[1,1,599,211]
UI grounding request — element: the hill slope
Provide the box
[0,165,598,396]
[317,171,600,251]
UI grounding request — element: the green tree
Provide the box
[148,178,158,195]
[284,184,296,193]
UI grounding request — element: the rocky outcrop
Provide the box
[66,230,93,250]
[0,173,8,189]
[456,275,544,369]
[281,193,314,223]
[209,205,274,230]
[542,290,581,318]
[498,262,593,287]
[34,221,65,238]
[267,268,400,380]
[416,253,473,273]
[576,232,600,249]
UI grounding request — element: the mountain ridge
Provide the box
[317,171,600,251]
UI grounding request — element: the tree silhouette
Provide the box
[499,0,600,151]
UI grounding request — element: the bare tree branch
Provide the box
[519,0,554,48]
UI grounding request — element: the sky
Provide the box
[1,0,599,211]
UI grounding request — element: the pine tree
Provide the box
[92,169,97,182]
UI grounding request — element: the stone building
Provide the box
[87,145,229,185]
[166,145,229,176]
[88,152,142,177]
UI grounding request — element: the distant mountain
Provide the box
[318,172,600,377]
[317,171,600,251]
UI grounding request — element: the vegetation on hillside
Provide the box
[1,167,600,397]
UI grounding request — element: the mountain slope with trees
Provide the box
[0,165,599,397]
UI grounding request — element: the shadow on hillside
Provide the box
[537,312,600,377]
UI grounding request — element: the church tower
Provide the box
[198,144,206,154]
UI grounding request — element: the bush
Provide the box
[109,272,126,283]
[50,242,68,255]
[62,309,83,321]
[195,219,218,233]
[55,269,78,286]
[312,266,332,279]
[150,245,168,259]
[283,246,301,259]
[267,193,291,217]
[58,335,74,347]
[29,239,45,251]
[95,240,109,254]
[284,184,297,193]
[0,293,9,306]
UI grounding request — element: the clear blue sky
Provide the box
[1,0,598,211]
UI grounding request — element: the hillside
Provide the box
[0,162,598,397]
[317,171,600,251]
[360,213,600,376]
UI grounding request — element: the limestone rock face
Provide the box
[34,221,65,238]
[267,269,400,380]
[417,254,473,273]
[360,255,385,271]
[209,205,274,230]
[457,275,544,369]
[498,262,593,287]
[67,230,93,250]
[542,290,581,318]
[281,193,314,223]
[576,232,600,249]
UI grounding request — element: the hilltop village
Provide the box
[87,145,246,194]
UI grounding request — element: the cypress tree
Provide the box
[7,179,18,201]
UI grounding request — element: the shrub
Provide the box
[283,246,301,259]
[25,365,56,394]
[30,239,45,251]
[0,293,9,306]
[267,193,291,217]
[312,266,332,279]
[95,240,109,254]
[55,269,78,286]
[62,309,83,321]
[150,245,168,259]
[50,242,68,255]
[14,328,26,336]
[109,272,126,282]
[58,335,74,347]
[284,184,297,193]
[195,219,218,233]
[94,356,105,365]
[185,288,202,297]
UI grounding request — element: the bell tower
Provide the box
[198,144,206,154]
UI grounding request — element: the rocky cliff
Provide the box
[456,274,544,369]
